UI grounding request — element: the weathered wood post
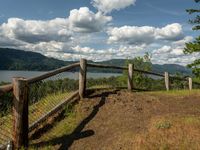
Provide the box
[188,77,192,91]
[79,58,87,99]
[128,64,133,91]
[164,72,169,91]
[12,77,29,149]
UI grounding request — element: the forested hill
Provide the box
[0,48,192,75]
[0,48,74,70]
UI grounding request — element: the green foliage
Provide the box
[170,73,188,90]
[119,54,191,91]
[193,77,200,83]
[0,92,12,117]
[155,121,172,129]
[87,76,126,88]
[0,82,10,86]
[29,78,79,104]
[124,54,152,89]
[184,0,200,77]
[0,82,12,117]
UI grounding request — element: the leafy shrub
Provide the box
[155,121,172,129]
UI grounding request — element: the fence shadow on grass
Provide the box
[30,90,112,149]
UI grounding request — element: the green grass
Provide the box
[148,89,200,96]
[182,116,200,125]
[29,102,81,150]
[88,85,113,89]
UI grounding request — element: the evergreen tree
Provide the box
[184,0,200,77]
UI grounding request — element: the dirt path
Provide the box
[31,89,200,149]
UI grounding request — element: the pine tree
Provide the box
[184,0,200,77]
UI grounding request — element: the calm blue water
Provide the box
[0,71,121,82]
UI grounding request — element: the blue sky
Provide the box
[0,0,199,65]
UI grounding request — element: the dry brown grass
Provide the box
[134,115,200,150]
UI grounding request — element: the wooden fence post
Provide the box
[164,72,169,91]
[12,77,29,149]
[79,58,87,99]
[188,77,192,91]
[128,64,133,91]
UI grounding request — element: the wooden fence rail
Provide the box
[87,63,128,70]
[193,81,200,86]
[27,62,80,84]
[134,68,164,77]
[0,58,200,149]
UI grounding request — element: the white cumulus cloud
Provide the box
[69,7,112,33]
[107,23,184,45]
[107,26,155,45]
[155,23,184,41]
[71,45,95,53]
[92,0,136,14]
[0,18,71,44]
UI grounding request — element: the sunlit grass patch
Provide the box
[29,102,82,149]
[182,116,200,126]
[88,85,112,89]
[29,91,73,124]
[148,89,200,96]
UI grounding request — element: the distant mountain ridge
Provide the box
[0,48,192,75]
[97,59,192,75]
[0,48,74,70]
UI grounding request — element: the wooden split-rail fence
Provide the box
[0,58,198,149]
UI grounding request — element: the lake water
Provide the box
[0,70,121,82]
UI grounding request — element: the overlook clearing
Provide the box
[0,58,200,150]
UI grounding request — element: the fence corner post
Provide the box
[128,64,133,91]
[164,72,169,91]
[188,77,192,91]
[12,77,29,149]
[79,58,87,99]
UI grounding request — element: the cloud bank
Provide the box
[0,0,197,66]
[107,23,184,45]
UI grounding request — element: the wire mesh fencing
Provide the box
[0,91,13,149]
[28,70,79,144]
[86,68,126,90]
[170,77,188,90]
[132,72,166,91]
[86,67,167,92]
[192,82,200,89]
